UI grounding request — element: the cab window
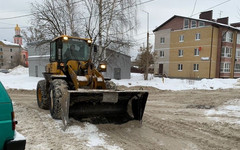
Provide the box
[50,42,56,61]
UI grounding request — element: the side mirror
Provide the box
[94,45,97,53]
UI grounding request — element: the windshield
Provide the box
[62,38,90,62]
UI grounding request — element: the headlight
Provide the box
[87,39,92,44]
[100,64,106,69]
[99,63,107,72]
[63,36,68,41]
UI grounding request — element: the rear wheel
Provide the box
[50,79,68,119]
[36,80,50,109]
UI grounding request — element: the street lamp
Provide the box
[142,10,149,80]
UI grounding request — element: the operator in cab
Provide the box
[64,44,78,60]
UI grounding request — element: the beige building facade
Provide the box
[154,29,171,76]
[153,10,240,79]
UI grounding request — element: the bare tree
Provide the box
[23,0,139,64]
[83,0,139,64]
[135,43,155,80]
[23,0,79,41]
[22,25,48,43]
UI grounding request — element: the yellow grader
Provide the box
[36,35,148,127]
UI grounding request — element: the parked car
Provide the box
[0,82,26,150]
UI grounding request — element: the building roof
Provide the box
[0,40,20,47]
[153,15,240,32]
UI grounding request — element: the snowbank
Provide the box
[0,66,43,90]
[112,73,240,91]
[0,66,240,91]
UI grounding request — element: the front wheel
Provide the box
[36,80,50,110]
[50,79,68,119]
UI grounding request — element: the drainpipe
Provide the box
[230,31,237,78]
[209,26,214,78]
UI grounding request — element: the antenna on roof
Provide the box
[219,11,223,18]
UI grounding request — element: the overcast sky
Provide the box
[0,0,239,58]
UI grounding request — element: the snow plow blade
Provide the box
[61,89,148,127]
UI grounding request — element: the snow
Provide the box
[112,73,240,91]
[0,40,20,46]
[205,99,240,124]
[1,66,240,91]
[60,122,122,149]
[2,66,240,148]
[14,131,26,141]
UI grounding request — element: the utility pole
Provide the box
[98,0,103,64]
[143,10,149,80]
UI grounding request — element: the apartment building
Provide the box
[153,10,240,78]
[0,40,21,69]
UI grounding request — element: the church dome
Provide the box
[15,24,20,31]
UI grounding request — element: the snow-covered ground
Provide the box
[205,99,240,124]
[1,66,240,149]
[1,65,240,91]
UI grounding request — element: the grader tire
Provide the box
[36,80,50,110]
[50,79,68,119]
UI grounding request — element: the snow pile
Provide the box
[0,66,240,91]
[205,99,240,124]
[112,73,240,90]
[0,66,43,90]
[8,65,29,75]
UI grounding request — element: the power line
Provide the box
[191,0,198,17]
[190,0,231,17]
[0,0,156,21]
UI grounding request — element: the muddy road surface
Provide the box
[8,87,240,150]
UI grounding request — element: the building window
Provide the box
[191,20,197,28]
[222,31,233,43]
[1,63,3,66]
[221,63,230,73]
[198,21,205,27]
[193,64,199,71]
[221,47,232,57]
[235,64,240,73]
[184,19,189,29]
[11,56,13,59]
[10,49,12,52]
[179,35,184,42]
[194,48,199,56]
[159,51,164,57]
[0,55,3,59]
[178,64,183,71]
[160,37,165,44]
[178,49,183,57]
[237,34,240,44]
[195,33,200,40]
[236,49,240,58]
[0,48,2,52]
